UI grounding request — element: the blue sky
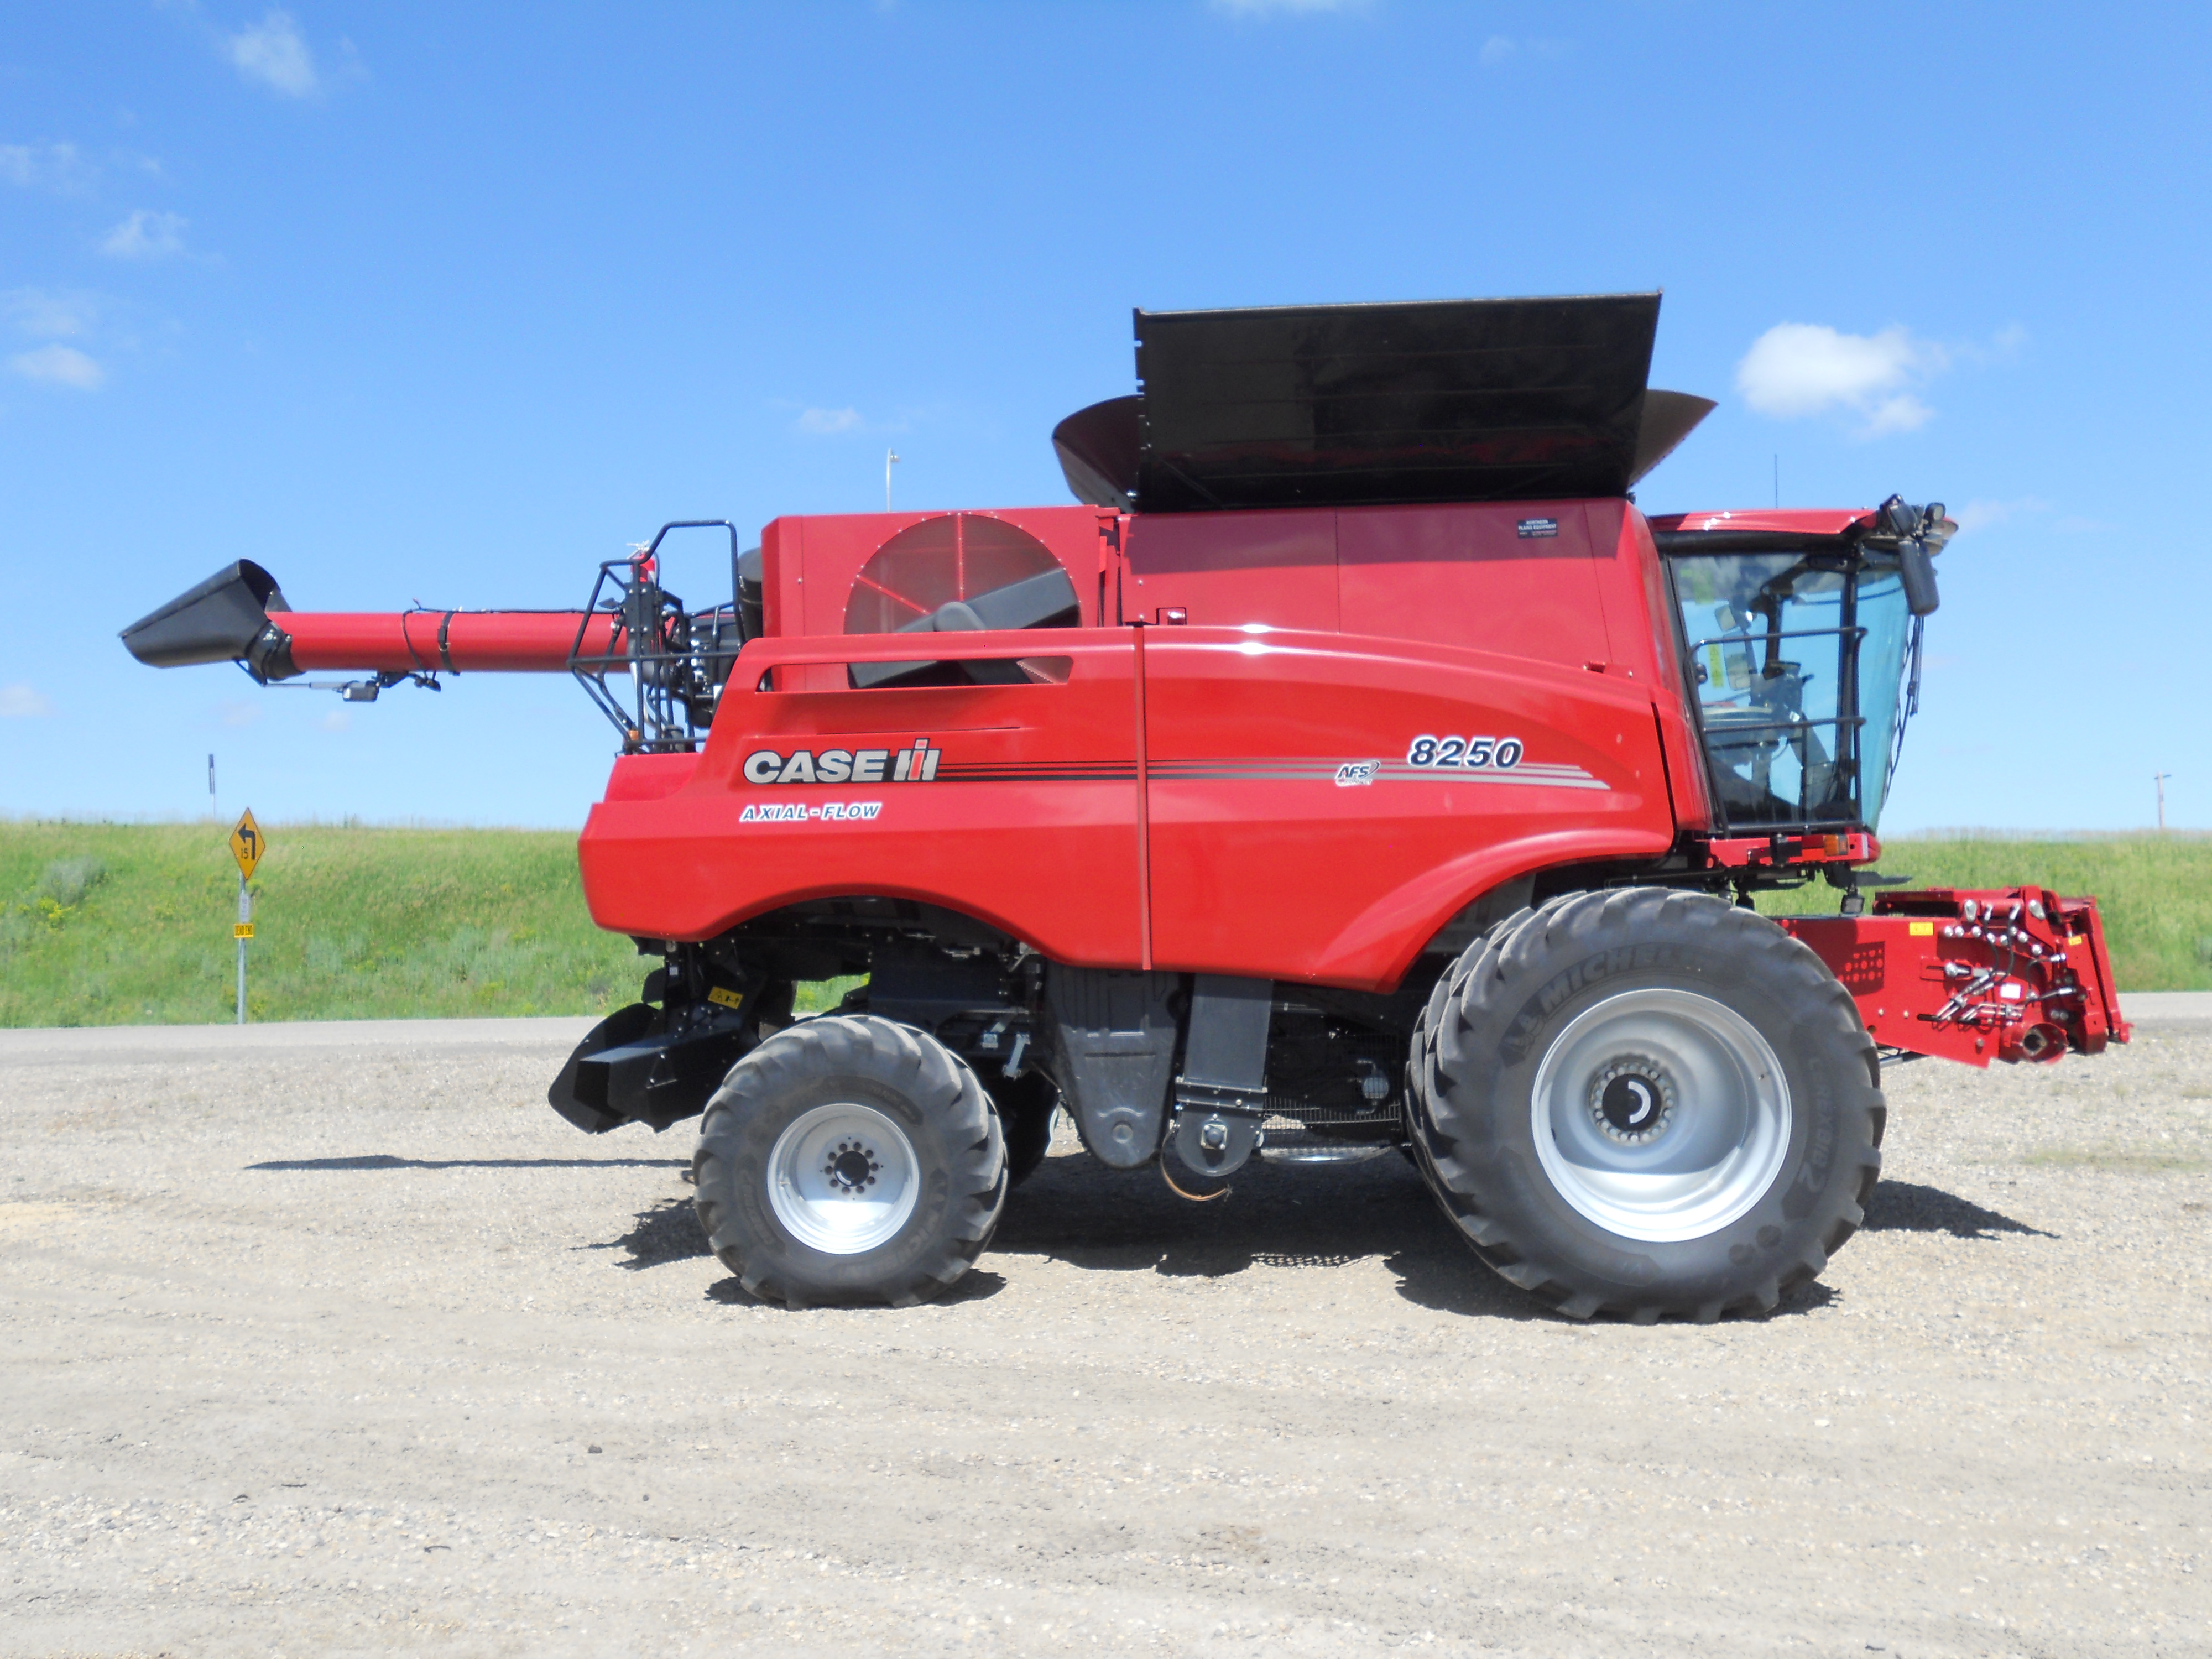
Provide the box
[2,1,2206,832]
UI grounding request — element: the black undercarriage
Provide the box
[546,847,1835,1174]
[549,895,1440,1176]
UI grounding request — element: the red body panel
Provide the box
[1122,509,1340,630]
[576,492,1700,995]
[1117,500,1713,834]
[580,629,1147,968]
[283,610,618,675]
[1140,628,1673,988]
[576,499,1708,989]
[1780,889,2129,1066]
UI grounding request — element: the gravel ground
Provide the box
[2,1010,2208,1658]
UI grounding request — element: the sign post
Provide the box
[228,810,264,1025]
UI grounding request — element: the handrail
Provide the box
[740,626,1117,679]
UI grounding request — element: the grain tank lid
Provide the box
[1128,293,1668,512]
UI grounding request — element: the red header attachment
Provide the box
[1779,887,2130,1068]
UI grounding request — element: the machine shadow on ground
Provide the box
[1861,1180,2056,1239]
[588,1150,2046,1323]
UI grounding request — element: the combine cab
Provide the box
[124,293,2127,1321]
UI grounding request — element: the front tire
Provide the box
[693,1016,1008,1308]
[1410,888,1884,1322]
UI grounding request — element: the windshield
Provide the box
[1668,550,1912,832]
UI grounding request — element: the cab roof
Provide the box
[1646,509,1874,537]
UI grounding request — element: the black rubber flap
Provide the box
[1052,395,1141,510]
[1133,294,1662,512]
[1628,389,1717,487]
[119,560,289,667]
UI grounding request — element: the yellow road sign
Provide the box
[234,923,255,939]
[229,809,266,880]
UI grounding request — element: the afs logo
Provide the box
[743,737,941,785]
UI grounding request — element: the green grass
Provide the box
[1,822,2203,1027]
[1757,833,2212,992]
[0,821,643,1027]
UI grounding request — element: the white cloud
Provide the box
[9,345,104,390]
[0,140,95,193]
[3,288,99,339]
[320,708,351,733]
[0,683,54,717]
[226,10,319,97]
[220,701,263,728]
[101,210,189,260]
[796,406,864,435]
[1736,322,1947,438]
[1480,35,1515,66]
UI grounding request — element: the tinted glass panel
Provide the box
[1670,552,1910,832]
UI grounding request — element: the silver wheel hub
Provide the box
[1531,989,1792,1243]
[1590,1056,1674,1145]
[767,1102,920,1255]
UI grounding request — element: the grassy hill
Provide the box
[1,822,2203,1027]
[0,822,639,1027]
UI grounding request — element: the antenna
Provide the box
[2156,771,2172,832]
[886,448,901,512]
[1773,455,1779,510]
[208,752,216,822]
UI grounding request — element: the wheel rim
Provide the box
[766,1102,921,1255]
[1529,988,1792,1243]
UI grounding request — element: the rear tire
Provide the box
[693,1015,1008,1308]
[1408,888,1884,1322]
[990,1070,1058,1188]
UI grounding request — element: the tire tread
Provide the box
[1408,887,1885,1323]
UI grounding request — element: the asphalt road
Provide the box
[2,1006,2207,1656]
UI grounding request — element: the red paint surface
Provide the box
[579,630,1147,968]
[1645,509,1875,537]
[1781,888,2128,1066]
[1140,628,1673,987]
[574,496,1802,988]
[283,611,619,674]
[763,507,1115,693]
[1122,509,1339,630]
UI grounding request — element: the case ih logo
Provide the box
[743,738,941,785]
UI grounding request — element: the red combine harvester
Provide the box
[123,295,2127,1320]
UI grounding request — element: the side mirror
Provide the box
[1879,494,1921,538]
[1898,539,1940,615]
